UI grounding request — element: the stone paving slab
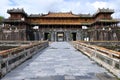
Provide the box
[1,42,117,80]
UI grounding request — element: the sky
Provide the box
[0,0,120,18]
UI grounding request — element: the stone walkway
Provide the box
[2,42,116,80]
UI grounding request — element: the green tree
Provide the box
[0,16,4,24]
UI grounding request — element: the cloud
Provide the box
[0,0,119,18]
[91,1,108,9]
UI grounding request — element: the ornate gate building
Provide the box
[1,8,120,41]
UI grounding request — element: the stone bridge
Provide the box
[0,41,119,80]
[0,41,48,77]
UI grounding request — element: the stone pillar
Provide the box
[55,32,57,41]
[36,31,38,40]
[94,30,98,41]
[76,30,82,41]
[67,31,70,41]
[21,30,27,41]
[80,30,84,41]
[37,31,40,40]
[51,31,54,41]
[41,32,44,41]
[38,31,41,40]
[33,31,37,41]
[79,30,83,40]
[65,31,68,41]
[64,31,67,41]
[39,31,43,41]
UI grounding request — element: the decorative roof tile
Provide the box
[7,8,27,16]
[42,12,79,17]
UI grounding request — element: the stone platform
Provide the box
[1,42,117,80]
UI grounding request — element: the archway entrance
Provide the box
[71,32,76,41]
[44,33,50,41]
[57,32,64,42]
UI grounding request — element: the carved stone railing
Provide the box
[0,41,39,46]
[73,41,120,78]
[0,41,48,78]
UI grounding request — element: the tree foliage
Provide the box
[0,16,4,24]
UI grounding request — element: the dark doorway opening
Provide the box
[57,32,64,42]
[72,33,76,41]
[44,33,50,41]
[27,30,35,41]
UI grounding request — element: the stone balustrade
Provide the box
[0,41,48,78]
[0,41,42,46]
[73,41,120,78]
[82,41,120,46]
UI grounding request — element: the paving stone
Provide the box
[1,42,116,80]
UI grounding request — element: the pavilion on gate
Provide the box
[1,8,120,41]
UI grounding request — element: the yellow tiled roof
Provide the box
[43,12,79,17]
